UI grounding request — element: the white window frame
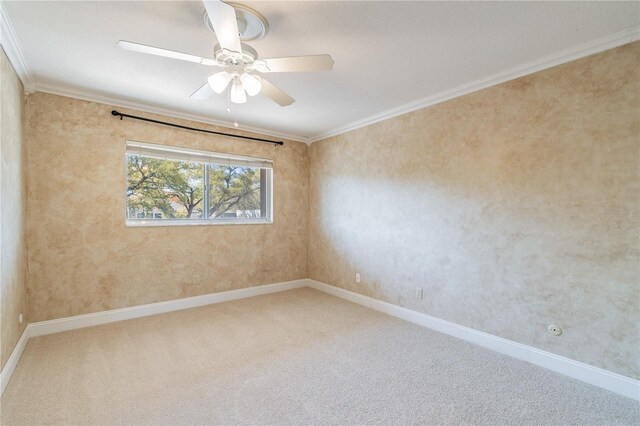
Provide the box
[125,141,273,227]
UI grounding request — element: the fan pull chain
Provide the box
[227,85,239,128]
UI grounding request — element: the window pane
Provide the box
[127,155,204,220]
[207,164,265,220]
[125,144,272,226]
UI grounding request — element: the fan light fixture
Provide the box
[208,72,261,104]
[240,73,262,96]
[229,77,247,104]
[208,71,232,93]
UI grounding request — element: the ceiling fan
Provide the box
[117,0,334,107]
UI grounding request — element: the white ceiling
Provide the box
[3,1,640,143]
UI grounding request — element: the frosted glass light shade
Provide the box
[240,73,262,96]
[230,79,247,104]
[208,71,232,94]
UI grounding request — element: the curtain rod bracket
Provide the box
[111,110,284,146]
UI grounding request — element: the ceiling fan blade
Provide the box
[203,1,242,53]
[254,55,334,73]
[190,83,215,100]
[260,78,295,106]
[117,41,217,66]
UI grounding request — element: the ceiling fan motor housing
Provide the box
[214,43,258,67]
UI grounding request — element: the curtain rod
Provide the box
[111,110,284,146]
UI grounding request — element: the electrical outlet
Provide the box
[415,288,423,300]
[355,273,361,284]
[19,313,23,324]
[548,325,562,336]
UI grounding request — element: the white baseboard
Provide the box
[2,278,638,402]
[0,327,29,395]
[28,279,307,337]
[306,279,640,401]
[0,279,306,395]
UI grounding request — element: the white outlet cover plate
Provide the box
[548,325,563,336]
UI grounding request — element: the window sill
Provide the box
[125,219,273,228]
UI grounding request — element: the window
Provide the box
[125,141,272,226]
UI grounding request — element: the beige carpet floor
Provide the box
[1,287,638,425]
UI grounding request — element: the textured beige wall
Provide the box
[1,49,28,369]
[309,42,640,379]
[25,93,308,322]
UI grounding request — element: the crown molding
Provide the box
[4,0,637,147]
[307,24,640,144]
[36,83,310,144]
[0,2,36,93]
